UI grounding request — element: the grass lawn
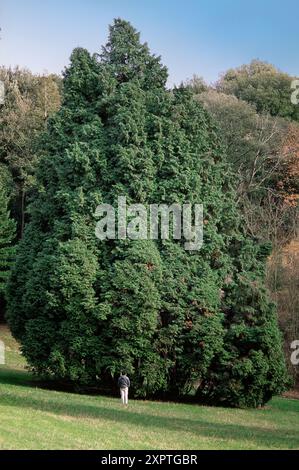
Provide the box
[0,324,299,450]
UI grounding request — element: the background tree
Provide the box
[0,67,61,237]
[267,123,299,386]
[196,89,297,240]
[217,60,299,121]
[198,91,285,198]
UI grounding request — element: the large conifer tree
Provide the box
[7,19,288,406]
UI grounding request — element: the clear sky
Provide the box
[0,0,298,86]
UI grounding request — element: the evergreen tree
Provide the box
[197,239,288,407]
[7,19,288,406]
[0,176,16,300]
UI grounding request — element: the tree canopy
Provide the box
[217,60,299,122]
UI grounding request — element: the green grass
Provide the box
[1,324,299,450]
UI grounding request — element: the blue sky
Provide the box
[0,0,298,86]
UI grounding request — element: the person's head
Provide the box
[121,371,127,376]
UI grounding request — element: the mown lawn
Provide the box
[0,324,299,450]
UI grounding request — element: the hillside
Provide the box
[0,325,299,450]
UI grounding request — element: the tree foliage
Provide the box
[217,60,299,121]
[0,67,61,236]
[0,174,16,306]
[196,89,298,242]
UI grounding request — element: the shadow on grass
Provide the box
[1,373,299,449]
[0,368,33,387]
[0,367,202,404]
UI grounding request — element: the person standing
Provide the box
[118,373,130,406]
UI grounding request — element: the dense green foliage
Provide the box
[0,175,16,304]
[217,60,299,121]
[7,19,288,407]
